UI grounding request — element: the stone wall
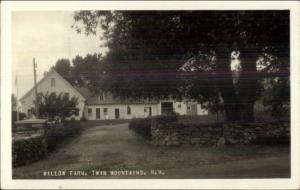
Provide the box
[151,121,290,146]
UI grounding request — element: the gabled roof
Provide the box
[20,69,161,105]
[74,87,93,99]
[20,69,86,101]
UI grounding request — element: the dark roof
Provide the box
[74,87,93,99]
[74,87,159,105]
[86,92,159,105]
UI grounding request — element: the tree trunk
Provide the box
[216,49,258,123]
[237,50,258,123]
[216,51,240,123]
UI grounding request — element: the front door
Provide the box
[161,102,173,115]
[96,108,100,119]
[186,103,198,115]
[115,108,120,119]
[144,107,152,117]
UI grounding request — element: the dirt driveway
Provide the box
[13,123,290,179]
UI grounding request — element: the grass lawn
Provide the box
[13,122,290,179]
[178,114,224,124]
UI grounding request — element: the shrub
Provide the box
[11,111,27,126]
[12,121,83,167]
[12,135,47,167]
[80,116,87,122]
[129,118,152,140]
[129,114,179,140]
[46,120,82,151]
[37,92,79,121]
[153,113,179,125]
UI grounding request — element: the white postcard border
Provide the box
[1,1,300,189]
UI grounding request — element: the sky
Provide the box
[11,11,245,100]
[12,11,107,98]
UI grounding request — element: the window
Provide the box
[51,78,55,87]
[144,108,147,112]
[178,104,181,109]
[99,93,104,101]
[127,106,131,115]
[103,108,108,115]
[88,108,92,117]
[187,106,191,110]
[27,109,32,118]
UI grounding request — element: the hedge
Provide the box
[129,118,152,140]
[154,114,178,124]
[129,114,179,140]
[11,111,27,126]
[13,120,83,167]
[46,120,83,151]
[12,134,47,167]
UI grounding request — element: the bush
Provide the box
[12,135,47,167]
[129,118,152,140]
[46,120,82,151]
[153,113,179,125]
[11,111,27,126]
[129,114,179,140]
[12,121,83,167]
[80,116,87,122]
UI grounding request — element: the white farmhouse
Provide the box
[20,70,208,120]
[20,70,86,120]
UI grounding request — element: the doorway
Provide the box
[115,108,120,119]
[144,107,152,117]
[161,102,173,115]
[96,108,100,119]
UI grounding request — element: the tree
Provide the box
[71,53,104,87]
[37,92,78,121]
[261,77,290,122]
[54,59,71,77]
[73,11,290,123]
[11,94,26,124]
[44,59,72,81]
[12,94,17,111]
[48,54,103,87]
